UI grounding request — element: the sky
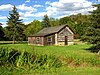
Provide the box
[0,0,100,27]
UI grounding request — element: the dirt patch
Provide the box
[59,56,89,67]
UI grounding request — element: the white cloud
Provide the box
[59,0,86,3]
[73,1,92,8]
[0,4,13,11]
[33,4,43,8]
[24,21,31,25]
[19,11,33,17]
[45,1,51,5]
[34,12,47,17]
[87,6,97,11]
[50,2,64,8]
[25,12,46,17]
[25,0,30,3]
[17,4,46,19]
[45,0,95,18]
[19,12,25,17]
[0,15,7,20]
[19,10,46,18]
[17,4,38,19]
[50,0,92,11]
[46,6,57,13]
[19,17,29,20]
[24,11,34,17]
[46,6,57,16]
[56,14,69,19]
[17,4,37,12]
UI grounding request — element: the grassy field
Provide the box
[0,43,100,75]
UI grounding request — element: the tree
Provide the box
[24,20,42,36]
[6,6,25,43]
[49,18,60,27]
[70,14,89,38]
[81,4,100,50]
[59,16,70,25]
[0,23,5,40]
[42,14,51,28]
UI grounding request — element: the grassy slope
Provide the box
[0,44,100,75]
[34,44,100,75]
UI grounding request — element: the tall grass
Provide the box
[0,44,100,75]
[0,45,63,75]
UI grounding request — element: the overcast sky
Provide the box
[0,0,100,27]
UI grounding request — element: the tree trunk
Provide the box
[13,35,15,44]
[13,30,15,44]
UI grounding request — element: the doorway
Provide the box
[65,36,68,45]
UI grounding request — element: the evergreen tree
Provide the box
[5,6,25,43]
[0,23,5,40]
[49,18,60,27]
[42,14,51,28]
[81,4,100,50]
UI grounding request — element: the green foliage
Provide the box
[49,18,60,27]
[71,14,89,38]
[59,16,70,25]
[34,54,62,69]
[0,44,100,75]
[42,14,51,28]
[0,47,9,66]
[0,25,5,40]
[24,20,42,36]
[5,6,26,43]
[59,14,89,38]
[81,4,100,50]
[0,45,63,74]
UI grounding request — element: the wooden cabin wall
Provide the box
[44,34,55,45]
[28,36,44,45]
[57,27,74,45]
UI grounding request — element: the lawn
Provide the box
[0,43,100,75]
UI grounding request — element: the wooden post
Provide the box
[55,33,57,45]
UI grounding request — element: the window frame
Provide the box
[47,36,52,42]
[36,37,40,43]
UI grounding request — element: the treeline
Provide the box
[24,13,89,39]
[0,6,89,41]
[0,4,100,48]
[0,13,89,40]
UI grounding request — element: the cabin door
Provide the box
[65,36,68,45]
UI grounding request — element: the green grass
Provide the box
[0,43,100,75]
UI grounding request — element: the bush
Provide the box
[0,46,62,73]
[0,47,10,66]
[0,47,35,67]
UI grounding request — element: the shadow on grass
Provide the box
[0,43,12,45]
[85,44,100,53]
[0,41,27,45]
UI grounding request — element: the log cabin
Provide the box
[28,24,74,46]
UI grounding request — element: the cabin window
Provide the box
[47,36,52,42]
[36,37,40,43]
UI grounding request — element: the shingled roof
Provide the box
[30,24,68,36]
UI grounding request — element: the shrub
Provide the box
[0,46,62,73]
